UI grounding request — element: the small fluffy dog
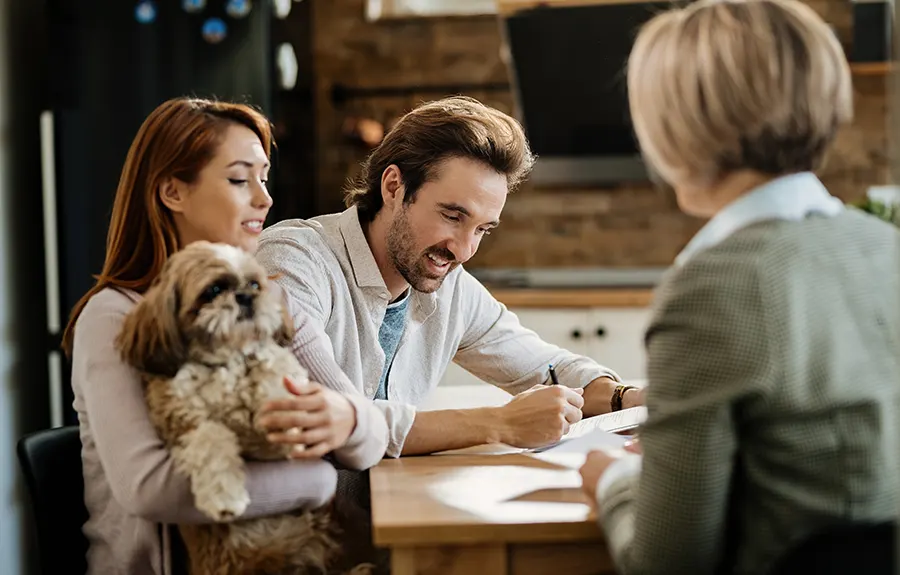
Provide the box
[116,241,364,575]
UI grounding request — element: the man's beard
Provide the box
[386,209,458,293]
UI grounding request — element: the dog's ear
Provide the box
[116,275,187,378]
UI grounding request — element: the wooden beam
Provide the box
[498,0,652,16]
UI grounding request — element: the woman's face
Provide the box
[163,123,272,253]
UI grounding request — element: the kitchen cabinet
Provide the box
[438,306,652,387]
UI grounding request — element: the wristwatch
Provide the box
[610,384,637,412]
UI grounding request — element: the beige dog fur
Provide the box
[116,241,369,575]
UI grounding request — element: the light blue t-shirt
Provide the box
[374,291,410,400]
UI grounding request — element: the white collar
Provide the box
[675,172,843,267]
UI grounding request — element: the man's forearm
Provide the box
[400,407,504,456]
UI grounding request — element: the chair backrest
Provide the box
[768,521,896,575]
[17,425,89,575]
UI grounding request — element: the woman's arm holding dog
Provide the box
[72,289,340,524]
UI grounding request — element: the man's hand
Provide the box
[622,387,645,410]
[495,384,584,448]
[256,376,358,459]
[582,377,646,416]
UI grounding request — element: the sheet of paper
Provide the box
[428,405,646,459]
[527,429,629,469]
[565,406,647,439]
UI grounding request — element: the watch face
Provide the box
[182,0,207,13]
[135,0,157,24]
[225,0,252,18]
[201,17,227,44]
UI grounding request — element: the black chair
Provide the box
[768,521,896,575]
[17,425,89,575]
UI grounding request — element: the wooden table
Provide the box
[370,451,615,575]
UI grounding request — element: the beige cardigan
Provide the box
[71,287,388,575]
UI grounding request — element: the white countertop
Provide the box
[468,267,668,288]
[419,380,647,411]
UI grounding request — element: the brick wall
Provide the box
[311,0,889,268]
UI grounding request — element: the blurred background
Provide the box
[1,1,896,573]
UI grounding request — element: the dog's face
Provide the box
[117,241,294,377]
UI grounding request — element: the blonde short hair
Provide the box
[627,0,853,184]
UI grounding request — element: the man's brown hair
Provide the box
[344,96,535,222]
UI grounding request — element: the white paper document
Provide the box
[527,429,629,469]
[522,406,646,468]
[430,406,647,459]
[564,406,647,439]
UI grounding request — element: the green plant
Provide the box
[850,197,900,227]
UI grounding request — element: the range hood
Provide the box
[501,1,674,186]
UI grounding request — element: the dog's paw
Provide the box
[194,475,250,522]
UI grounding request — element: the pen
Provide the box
[548,364,560,386]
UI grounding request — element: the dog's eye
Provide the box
[201,282,227,302]
[248,280,260,291]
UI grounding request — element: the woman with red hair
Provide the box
[63,97,387,575]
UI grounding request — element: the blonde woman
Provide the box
[578,0,900,573]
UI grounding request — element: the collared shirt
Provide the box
[255,206,619,456]
[675,171,844,267]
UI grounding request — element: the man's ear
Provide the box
[380,165,404,210]
[159,178,187,214]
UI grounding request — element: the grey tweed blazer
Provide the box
[599,208,900,575]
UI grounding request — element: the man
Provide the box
[256,96,643,458]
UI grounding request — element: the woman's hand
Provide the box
[579,439,641,502]
[623,437,642,454]
[256,376,358,459]
[579,450,619,502]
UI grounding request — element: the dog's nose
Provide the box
[235,292,255,320]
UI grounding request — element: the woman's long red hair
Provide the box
[61,97,273,356]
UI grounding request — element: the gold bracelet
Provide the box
[610,385,637,412]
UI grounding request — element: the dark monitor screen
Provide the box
[504,2,673,159]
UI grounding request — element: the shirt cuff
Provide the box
[343,393,376,448]
[372,399,416,458]
[597,452,642,503]
[558,361,622,389]
[331,394,388,470]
